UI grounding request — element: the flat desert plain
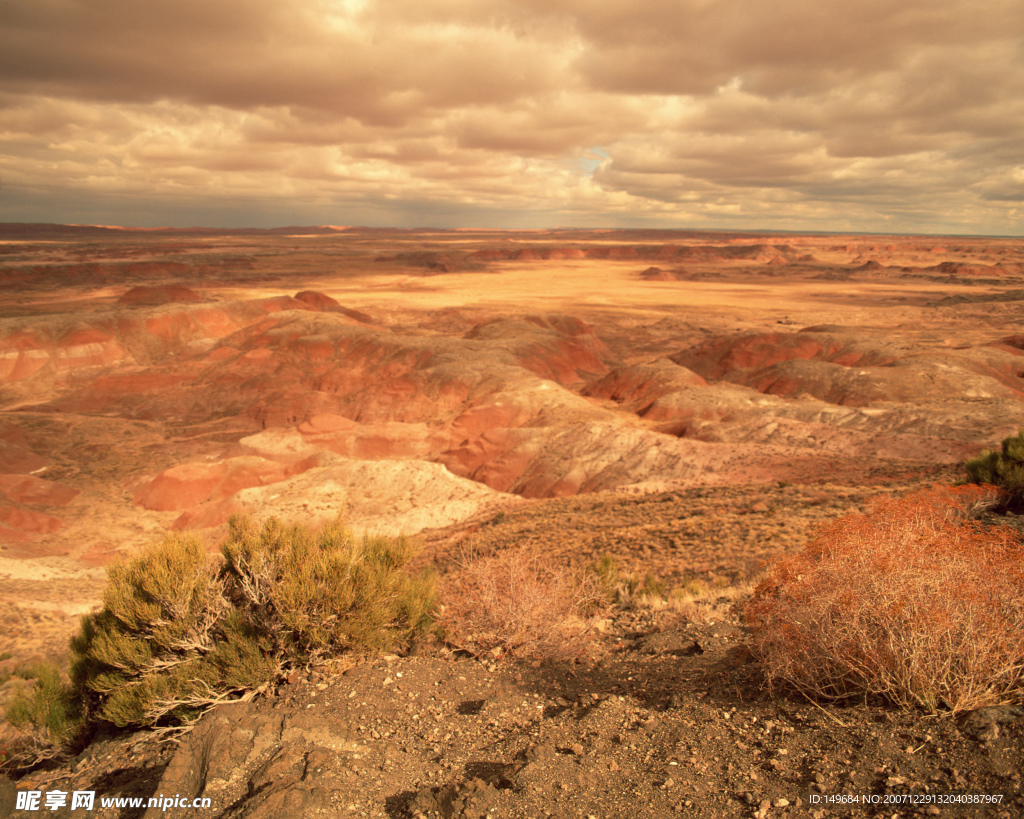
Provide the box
[1,224,1024,662]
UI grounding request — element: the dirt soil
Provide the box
[4,590,1022,819]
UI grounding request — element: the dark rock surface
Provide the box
[10,607,1023,818]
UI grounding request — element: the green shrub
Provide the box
[4,662,83,763]
[964,429,1024,510]
[57,515,437,736]
[70,532,228,728]
[221,516,436,660]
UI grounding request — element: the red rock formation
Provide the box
[0,330,52,381]
[464,316,609,384]
[4,228,1024,559]
[132,454,323,512]
[639,267,679,281]
[584,360,707,407]
[0,474,79,506]
[0,423,50,474]
[671,331,895,380]
[293,291,374,323]
[0,507,64,536]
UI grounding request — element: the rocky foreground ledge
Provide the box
[3,603,1021,819]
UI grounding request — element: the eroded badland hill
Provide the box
[1,225,1023,817]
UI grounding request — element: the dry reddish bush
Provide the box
[744,485,1024,714]
[438,544,600,660]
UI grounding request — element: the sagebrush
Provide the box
[439,544,601,659]
[6,515,436,760]
[221,516,436,661]
[70,533,232,729]
[3,662,83,767]
[964,428,1024,510]
[744,486,1024,714]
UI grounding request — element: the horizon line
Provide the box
[1,221,1022,241]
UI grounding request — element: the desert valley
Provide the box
[1,224,1024,818]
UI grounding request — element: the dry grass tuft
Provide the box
[661,578,755,624]
[744,485,1024,714]
[438,544,601,660]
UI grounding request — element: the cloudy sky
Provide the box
[1,0,1022,233]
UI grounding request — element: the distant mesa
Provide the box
[118,285,203,305]
[928,289,1024,307]
[810,269,854,281]
[374,251,483,273]
[466,246,588,262]
[462,243,796,266]
[868,260,1024,279]
[44,261,192,285]
[926,261,1015,276]
[854,260,886,272]
[638,266,680,281]
[545,247,588,260]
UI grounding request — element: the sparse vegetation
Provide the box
[744,486,1024,714]
[587,553,750,625]
[3,661,83,767]
[588,553,666,607]
[589,552,626,606]
[439,544,601,659]
[964,428,1024,510]
[3,516,437,763]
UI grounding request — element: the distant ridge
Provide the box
[0,223,357,238]
[1,222,1017,240]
